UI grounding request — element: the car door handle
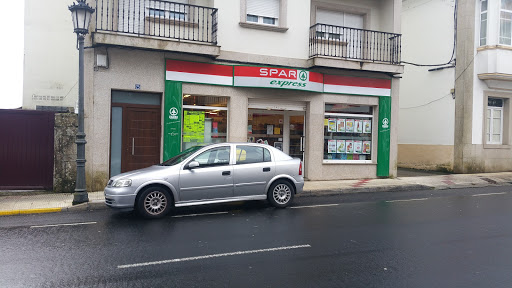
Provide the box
[263,167,271,172]
[222,171,231,176]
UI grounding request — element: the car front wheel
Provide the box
[268,180,295,208]
[136,187,172,218]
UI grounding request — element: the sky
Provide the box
[0,2,24,109]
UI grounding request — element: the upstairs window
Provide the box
[246,0,280,26]
[501,0,512,45]
[480,0,488,46]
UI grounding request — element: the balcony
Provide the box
[93,0,220,57]
[309,24,403,74]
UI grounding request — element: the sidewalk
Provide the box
[1,172,512,216]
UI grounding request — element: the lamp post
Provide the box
[69,0,94,205]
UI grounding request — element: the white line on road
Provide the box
[117,244,312,269]
[472,192,508,197]
[290,204,340,209]
[30,221,97,228]
[172,211,229,218]
[386,198,429,203]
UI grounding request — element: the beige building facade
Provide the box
[399,0,512,173]
[25,0,404,191]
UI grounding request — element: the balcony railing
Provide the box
[95,0,218,44]
[310,24,401,64]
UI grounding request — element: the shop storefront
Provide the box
[155,59,394,180]
[107,58,394,180]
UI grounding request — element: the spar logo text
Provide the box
[259,68,308,88]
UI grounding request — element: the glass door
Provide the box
[247,109,305,162]
[288,114,305,162]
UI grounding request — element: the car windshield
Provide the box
[160,145,204,166]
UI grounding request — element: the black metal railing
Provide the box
[310,24,401,64]
[95,0,218,44]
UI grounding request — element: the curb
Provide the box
[0,200,108,217]
[298,184,433,197]
[0,208,63,216]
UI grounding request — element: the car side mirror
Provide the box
[187,161,200,169]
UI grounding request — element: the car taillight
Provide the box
[299,162,302,176]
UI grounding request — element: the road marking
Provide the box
[118,244,312,269]
[386,198,429,203]
[172,211,229,218]
[290,204,339,209]
[30,221,97,228]
[472,192,507,197]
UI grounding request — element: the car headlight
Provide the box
[112,179,132,187]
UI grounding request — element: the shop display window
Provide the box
[324,104,373,162]
[182,95,228,150]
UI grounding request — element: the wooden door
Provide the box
[121,106,161,173]
[0,110,55,190]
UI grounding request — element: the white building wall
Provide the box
[214,0,310,59]
[398,0,456,170]
[399,0,455,145]
[23,0,78,110]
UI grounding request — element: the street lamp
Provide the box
[69,0,94,205]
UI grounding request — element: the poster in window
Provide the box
[363,120,372,133]
[212,122,219,137]
[328,140,337,153]
[354,140,362,153]
[363,141,371,154]
[337,119,346,132]
[336,140,346,153]
[267,125,274,135]
[346,140,354,153]
[355,120,363,133]
[183,111,205,143]
[346,119,354,132]
[328,118,337,132]
[353,154,360,160]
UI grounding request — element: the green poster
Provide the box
[377,96,391,177]
[163,81,182,161]
[183,111,205,143]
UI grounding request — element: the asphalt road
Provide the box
[1,185,512,288]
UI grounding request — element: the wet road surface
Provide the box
[1,185,512,287]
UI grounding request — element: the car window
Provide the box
[236,146,271,164]
[191,147,231,168]
[161,145,203,166]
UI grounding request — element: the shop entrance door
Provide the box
[121,106,161,173]
[248,109,305,163]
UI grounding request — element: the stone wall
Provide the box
[54,113,77,193]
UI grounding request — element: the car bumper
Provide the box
[294,179,304,194]
[104,187,137,209]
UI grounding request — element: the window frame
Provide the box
[310,1,370,31]
[323,104,376,164]
[189,146,232,168]
[235,145,272,165]
[239,0,288,32]
[483,93,511,149]
[500,0,512,45]
[480,0,488,46]
[181,95,229,152]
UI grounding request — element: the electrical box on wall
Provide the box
[96,54,108,68]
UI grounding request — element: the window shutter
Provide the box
[344,13,364,29]
[247,0,279,19]
[316,9,344,26]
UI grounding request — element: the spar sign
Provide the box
[165,59,391,96]
[233,66,323,92]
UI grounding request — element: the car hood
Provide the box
[109,165,172,182]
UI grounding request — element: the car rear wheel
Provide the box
[136,187,172,218]
[268,180,294,208]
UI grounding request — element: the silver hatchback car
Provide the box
[104,143,304,218]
